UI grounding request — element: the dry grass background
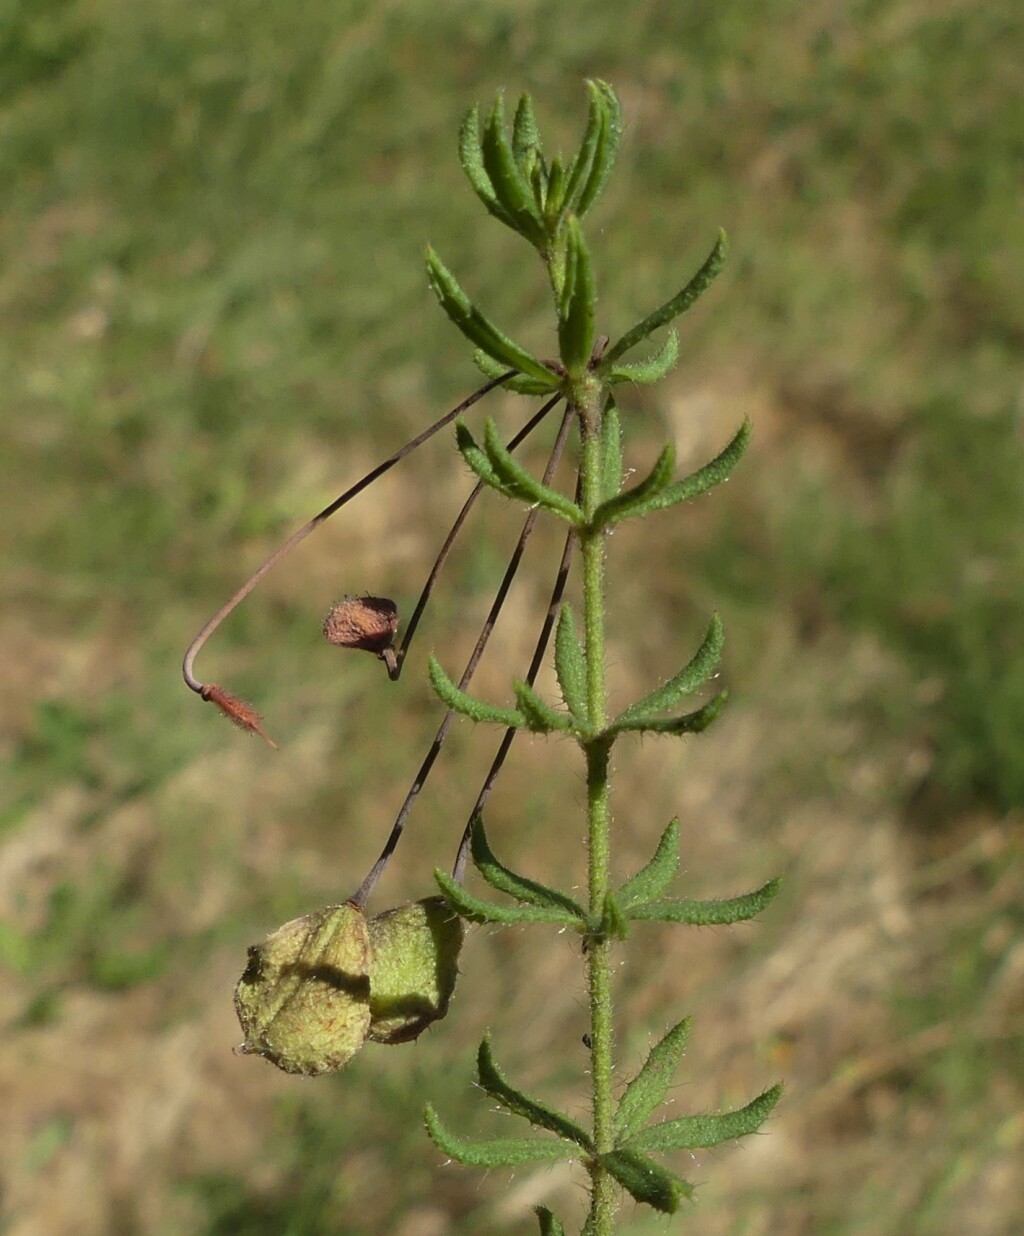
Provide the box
[2,1,1022,1233]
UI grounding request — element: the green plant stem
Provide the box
[576,381,617,1234]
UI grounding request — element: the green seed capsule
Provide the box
[234,902,372,1076]
[367,897,464,1044]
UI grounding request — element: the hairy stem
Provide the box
[576,381,617,1234]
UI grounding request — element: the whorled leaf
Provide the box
[428,654,523,728]
[590,443,676,530]
[473,347,554,396]
[480,94,545,246]
[613,1017,692,1142]
[599,1148,693,1213]
[534,1207,566,1236]
[458,105,515,230]
[554,604,588,725]
[470,818,587,921]
[424,1104,579,1167]
[573,79,623,219]
[618,418,752,522]
[616,818,680,911]
[557,216,596,377]
[610,690,728,737]
[628,875,783,925]
[482,419,584,523]
[604,330,679,386]
[514,680,573,733]
[599,398,623,502]
[425,247,556,386]
[436,868,584,926]
[559,81,604,222]
[603,230,728,366]
[477,1035,594,1149]
[623,1083,783,1153]
[613,615,724,726]
[511,93,542,174]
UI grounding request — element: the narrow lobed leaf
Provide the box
[470,819,587,919]
[597,890,630,942]
[425,1104,579,1167]
[599,398,623,502]
[624,1083,784,1153]
[458,105,515,230]
[614,616,724,725]
[612,690,728,737]
[480,95,545,245]
[554,604,588,724]
[574,79,623,218]
[559,81,604,220]
[534,1207,566,1236]
[473,348,555,396]
[477,1036,594,1149]
[617,818,680,910]
[557,216,597,377]
[600,1148,693,1213]
[514,680,573,733]
[428,654,524,728]
[604,229,728,365]
[590,442,676,530]
[624,419,751,520]
[425,247,557,386]
[436,868,584,926]
[614,1017,693,1142]
[512,93,542,173]
[483,418,584,523]
[603,330,679,386]
[628,875,784,925]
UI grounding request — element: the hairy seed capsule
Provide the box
[323,596,399,653]
[234,903,372,1075]
[367,897,464,1044]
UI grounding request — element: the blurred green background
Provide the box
[1,0,1022,1233]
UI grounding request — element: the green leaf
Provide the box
[614,616,724,726]
[428,654,523,727]
[628,875,783,925]
[471,819,587,920]
[477,1036,594,1149]
[514,680,573,733]
[590,443,676,530]
[436,868,584,926]
[480,95,545,245]
[623,420,751,520]
[603,330,679,386]
[512,94,542,173]
[554,604,588,724]
[483,419,584,522]
[473,348,554,396]
[425,247,557,386]
[458,105,516,231]
[534,1208,566,1236]
[600,1148,693,1213]
[557,217,596,377]
[574,80,623,218]
[598,890,630,941]
[614,1017,692,1142]
[424,1104,579,1167]
[605,230,728,365]
[617,819,680,911]
[559,81,604,221]
[624,1083,783,1153]
[599,398,623,502]
[611,690,728,736]
[544,155,566,217]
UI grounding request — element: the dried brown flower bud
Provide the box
[322,596,399,654]
[366,897,464,1044]
[200,683,278,748]
[234,903,372,1075]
